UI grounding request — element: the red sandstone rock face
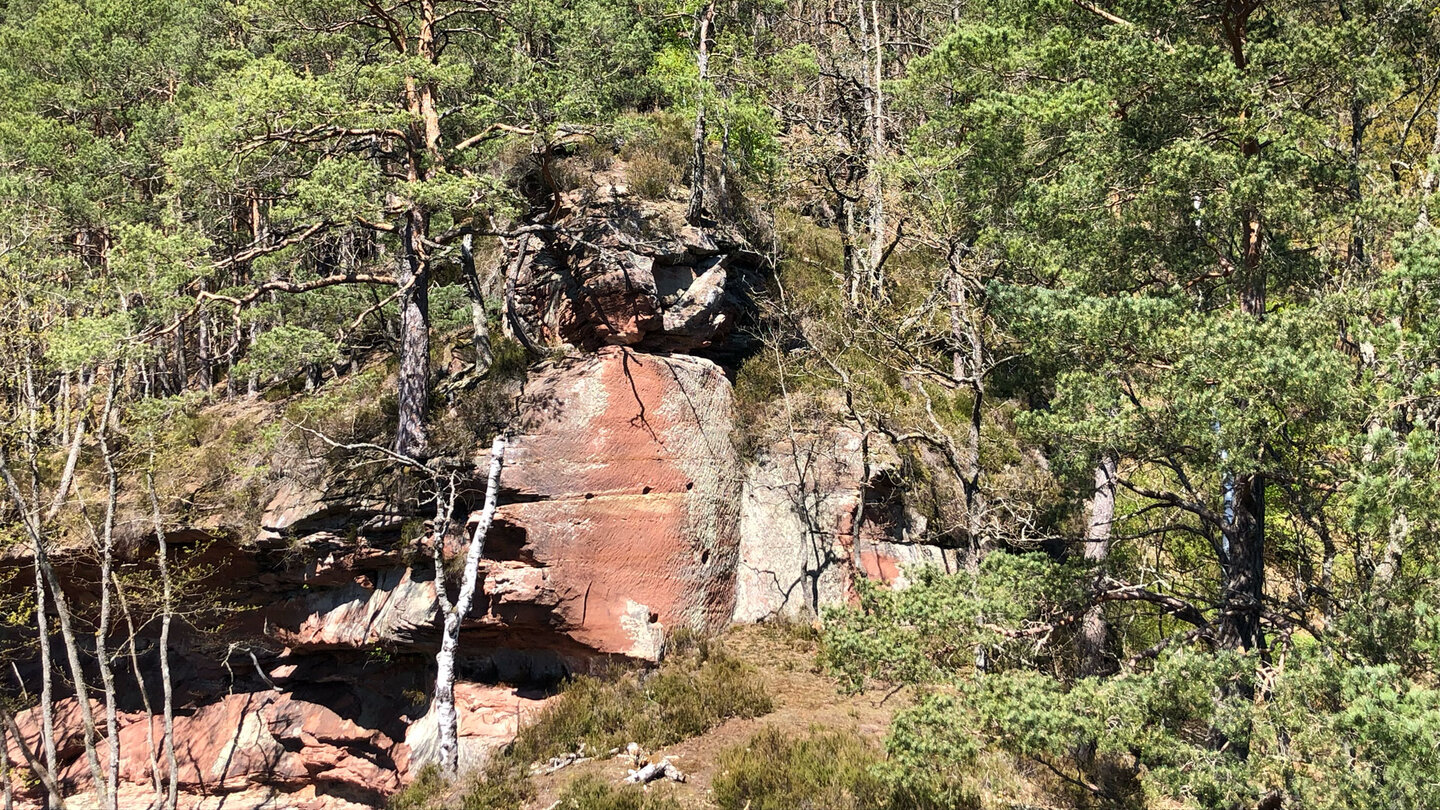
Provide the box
[481,347,742,659]
[10,693,404,803]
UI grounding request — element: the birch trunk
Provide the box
[0,705,64,809]
[146,469,179,810]
[432,436,507,777]
[32,563,59,810]
[2,717,11,810]
[94,423,121,810]
[0,427,108,805]
[112,576,161,799]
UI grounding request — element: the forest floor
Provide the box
[523,624,1057,810]
[526,623,901,808]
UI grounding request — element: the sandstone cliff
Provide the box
[2,181,955,810]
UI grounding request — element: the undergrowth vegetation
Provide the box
[713,726,975,810]
[553,776,683,810]
[392,631,772,810]
[509,632,773,765]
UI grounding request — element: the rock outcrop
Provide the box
[513,180,764,361]
[11,694,403,804]
[489,347,741,659]
[734,426,963,622]
[0,175,957,809]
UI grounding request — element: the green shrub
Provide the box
[510,637,773,765]
[617,112,691,167]
[553,775,682,810]
[713,727,975,810]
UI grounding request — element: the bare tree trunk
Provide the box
[246,319,259,396]
[1,716,11,810]
[432,436,507,777]
[863,0,886,297]
[0,429,110,805]
[197,286,213,390]
[393,0,444,460]
[686,1,716,224]
[1220,474,1266,653]
[946,248,986,560]
[112,576,161,799]
[173,328,187,394]
[460,234,493,376]
[145,468,179,810]
[395,215,431,459]
[1080,455,1117,676]
[502,233,541,355]
[31,563,59,810]
[93,388,122,810]
[59,375,70,448]
[842,197,861,305]
[0,704,65,810]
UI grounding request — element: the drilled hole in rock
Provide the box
[685,482,694,491]
[701,550,711,565]
[642,485,653,495]
[584,493,595,500]
[649,612,660,623]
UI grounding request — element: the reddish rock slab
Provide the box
[9,693,403,801]
[487,347,742,659]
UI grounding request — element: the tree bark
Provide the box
[393,0,443,460]
[94,401,121,810]
[0,704,65,809]
[31,561,59,810]
[432,436,507,777]
[1,716,11,810]
[146,468,180,810]
[947,247,986,560]
[394,215,431,460]
[460,234,494,376]
[1219,474,1266,652]
[111,575,161,800]
[686,1,716,224]
[1080,454,1117,676]
[863,0,886,297]
[1217,2,1267,652]
[0,445,109,805]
